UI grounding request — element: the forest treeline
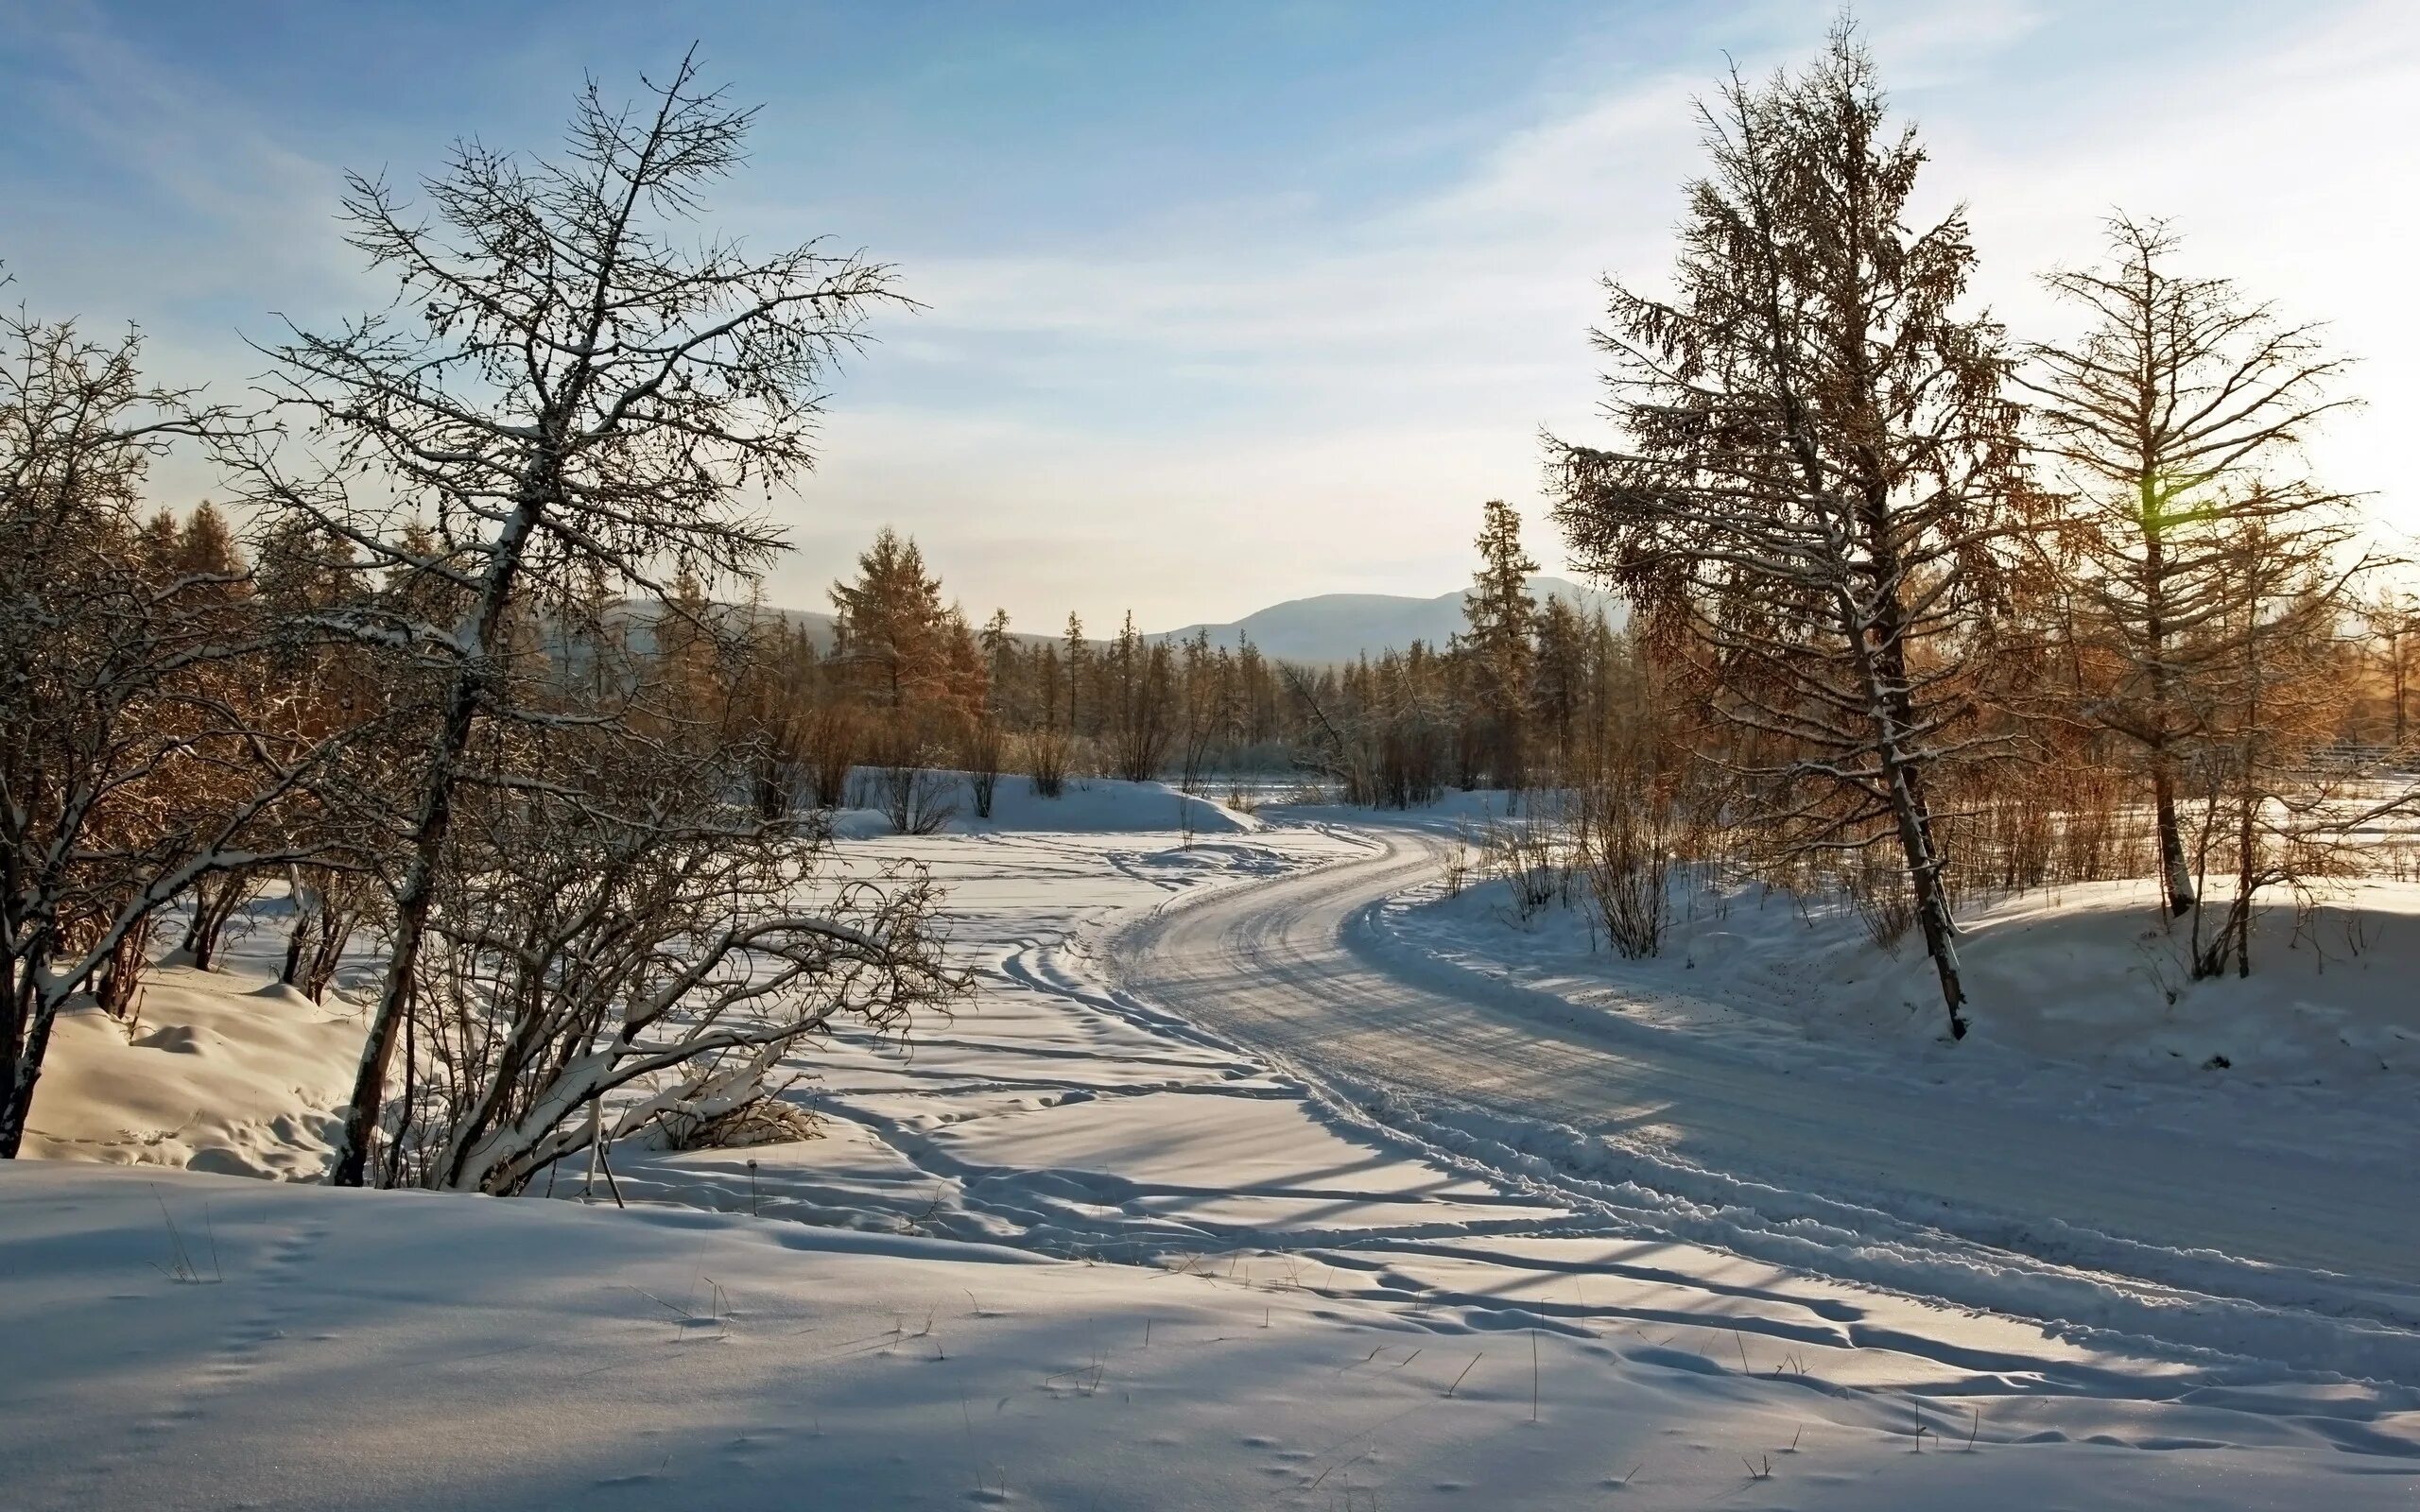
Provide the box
[721,502,1636,820]
[5,26,2417,1181]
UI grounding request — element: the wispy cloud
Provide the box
[778,0,2416,626]
[4,1,2409,627]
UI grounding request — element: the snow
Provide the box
[9,1163,2416,1510]
[20,965,361,1179]
[9,783,2420,1507]
[1383,855,2420,1132]
[1403,861,2420,1083]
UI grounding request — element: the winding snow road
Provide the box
[1112,817,2420,1358]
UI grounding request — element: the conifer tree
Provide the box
[1550,24,2020,1038]
[2019,216,2357,917]
[830,527,948,715]
[1461,500,1539,789]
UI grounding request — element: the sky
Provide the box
[4,0,2416,631]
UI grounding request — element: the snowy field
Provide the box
[7,779,2419,1509]
[1381,830,2420,1133]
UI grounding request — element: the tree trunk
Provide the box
[2151,752,2196,919]
[1872,676,1967,1040]
[185,881,239,973]
[302,911,354,1005]
[1854,530,1968,1040]
[0,989,60,1158]
[1888,769,1966,1039]
[96,917,151,1018]
[2140,500,2197,918]
[328,480,549,1188]
[281,878,320,988]
[2234,788,2256,978]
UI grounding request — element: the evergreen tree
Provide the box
[1549,24,2021,1038]
[1461,500,1539,788]
[830,527,949,714]
[1062,612,1090,737]
[1531,593,1589,778]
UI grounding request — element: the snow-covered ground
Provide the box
[27,1162,2411,1511]
[1363,822,2420,1177]
[1397,849,2420,1090]
[8,778,2419,1508]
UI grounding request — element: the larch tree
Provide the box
[1549,24,2022,1039]
[1461,500,1539,790]
[1062,612,1089,736]
[980,608,1016,720]
[830,527,948,715]
[2018,215,2357,918]
[2363,591,2416,751]
[233,53,909,1186]
[1531,593,1591,778]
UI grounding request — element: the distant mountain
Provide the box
[1150,576,1622,664]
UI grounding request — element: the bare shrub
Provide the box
[380,730,960,1194]
[2056,767,2133,883]
[963,720,1005,819]
[1582,786,1672,959]
[1848,874,1916,951]
[1442,833,1471,899]
[656,1093,821,1152]
[1487,817,1564,924]
[876,754,959,835]
[1285,774,1335,805]
[801,704,861,810]
[1025,728,1071,799]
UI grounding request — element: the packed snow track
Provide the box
[1110,816,2420,1384]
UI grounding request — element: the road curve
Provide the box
[1111,819,2420,1299]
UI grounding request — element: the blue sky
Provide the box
[4,1,2414,627]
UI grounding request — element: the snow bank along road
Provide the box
[1111,816,2420,1383]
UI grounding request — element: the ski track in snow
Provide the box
[606,810,2420,1461]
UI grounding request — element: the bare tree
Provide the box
[0,306,343,1154]
[231,54,908,1185]
[1549,25,2020,1038]
[2360,590,2416,754]
[2018,215,2357,917]
[2180,518,2362,977]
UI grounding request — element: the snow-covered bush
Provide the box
[380,727,959,1194]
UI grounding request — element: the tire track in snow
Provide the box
[1106,817,2420,1395]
